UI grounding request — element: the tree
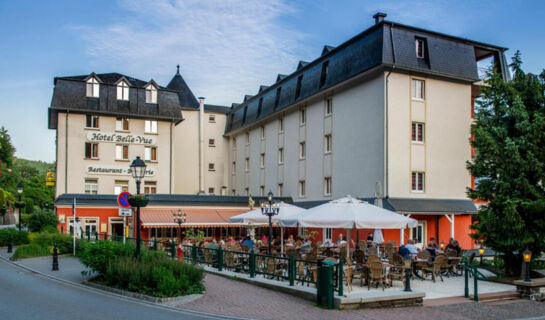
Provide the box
[0,127,15,167]
[22,207,58,232]
[468,51,545,277]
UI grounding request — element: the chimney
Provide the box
[373,12,387,25]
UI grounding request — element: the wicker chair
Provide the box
[422,254,447,282]
[388,253,406,287]
[367,254,380,264]
[368,261,387,290]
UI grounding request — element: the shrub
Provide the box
[24,208,58,232]
[12,243,51,259]
[79,240,204,297]
[31,232,73,254]
[0,229,29,246]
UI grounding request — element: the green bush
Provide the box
[79,241,203,297]
[0,229,29,246]
[12,243,51,259]
[23,208,58,232]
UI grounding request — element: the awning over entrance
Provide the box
[387,198,477,214]
[140,207,249,228]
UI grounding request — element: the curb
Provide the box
[0,252,256,320]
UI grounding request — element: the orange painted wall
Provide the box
[56,207,123,236]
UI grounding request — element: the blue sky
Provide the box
[1,0,544,162]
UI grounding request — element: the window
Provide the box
[245,157,249,172]
[144,146,157,161]
[86,115,99,128]
[412,122,425,142]
[277,183,283,196]
[209,163,215,171]
[295,75,303,99]
[208,114,216,123]
[274,87,281,109]
[257,98,263,118]
[260,153,265,168]
[232,161,236,174]
[114,180,129,195]
[86,77,99,98]
[324,134,332,153]
[300,108,306,125]
[260,186,265,196]
[260,126,265,140]
[245,132,250,145]
[115,145,129,160]
[117,81,129,101]
[324,177,332,196]
[299,141,306,159]
[208,187,215,194]
[85,143,98,159]
[278,148,284,164]
[415,38,425,59]
[116,118,129,131]
[245,188,249,196]
[411,172,425,192]
[412,79,425,100]
[232,138,237,150]
[232,189,236,196]
[299,180,306,198]
[145,84,157,104]
[324,228,332,242]
[320,61,329,87]
[278,118,284,133]
[144,120,158,134]
[84,179,98,194]
[325,98,333,116]
[144,181,157,194]
[209,139,215,146]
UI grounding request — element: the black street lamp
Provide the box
[173,209,187,244]
[16,182,25,231]
[130,156,147,258]
[260,191,279,255]
[523,248,532,282]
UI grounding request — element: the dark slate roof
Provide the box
[293,197,476,214]
[55,193,293,207]
[49,72,184,129]
[166,66,199,109]
[225,16,509,134]
[204,104,231,114]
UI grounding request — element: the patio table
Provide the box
[411,258,428,280]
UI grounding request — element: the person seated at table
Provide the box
[367,232,374,241]
[336,233,345,245]
[261,235,268,242]
[447,239,462,255]
[286,235,295,246]
[425,242,437,258]
[398,243,411,259]
[207,239,219,249]
[405,239,419,256]
[428,237,439,250]
[242,236,254,250]
[228,236,237,245]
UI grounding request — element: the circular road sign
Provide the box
[117,192,132,208]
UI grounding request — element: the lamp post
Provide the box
[523,248,532,282]
[130,156,147,259]
[173,209,187,244]
[16,182,25,231]
[478,247,485,266]
[260,191,279,255]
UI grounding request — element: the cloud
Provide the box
[75,0,307,106]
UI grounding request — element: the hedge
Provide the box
[0,229,29,246]
[12,231,73,259]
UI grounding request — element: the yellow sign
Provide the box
[125,226,129,238]
[46,171,56,186]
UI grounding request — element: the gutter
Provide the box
[384,23,396,198]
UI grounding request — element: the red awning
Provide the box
[140,207,249,228]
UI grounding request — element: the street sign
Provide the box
[46,171,55,186]
[118,208,132,217]
[117,192,131,208]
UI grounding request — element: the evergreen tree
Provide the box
[468,51,545,276]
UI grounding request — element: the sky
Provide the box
[1,0,544,163]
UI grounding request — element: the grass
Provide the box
[12,243,51,260]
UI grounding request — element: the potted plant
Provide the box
[128,194,149,208]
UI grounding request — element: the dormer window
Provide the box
[415,38,425,59]
[145,84,157,104]
[86,77,99,98]
[117,81,129,101]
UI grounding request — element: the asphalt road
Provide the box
[0,258,243,320]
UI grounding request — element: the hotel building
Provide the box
[50,13,509,248]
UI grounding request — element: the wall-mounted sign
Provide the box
[86,165,155,176]
[46,171,56,186]
[86,132,155,145]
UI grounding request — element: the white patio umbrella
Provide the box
[279,196,417,259]
[229,202,306,253]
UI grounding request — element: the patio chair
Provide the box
[224,251,241,271]
[367,254,380,264]
[353,249,365,265]
[346,255,365,288]
[388,254,406,287]
[265,257,283,280]
[240,244,250,252]
[368,261,387,290]
[422,254,447,282]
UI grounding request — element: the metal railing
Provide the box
[462,262,489,302]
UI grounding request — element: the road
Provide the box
[0,258,242,320]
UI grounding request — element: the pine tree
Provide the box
[468,51,545,277]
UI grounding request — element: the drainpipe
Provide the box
[198,97,205,194]
[65,111,68,194]
[385,22,396,198]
